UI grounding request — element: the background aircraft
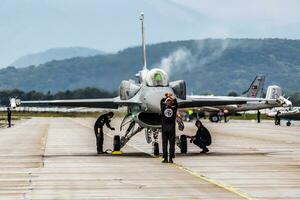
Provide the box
[16,13,282,155]
[267,107,300,126]
[182,78,291,123]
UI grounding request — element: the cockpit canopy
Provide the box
[146,69,169,87]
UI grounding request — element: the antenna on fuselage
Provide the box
[140,12,147,70]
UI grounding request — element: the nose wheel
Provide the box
[153,142,159,156]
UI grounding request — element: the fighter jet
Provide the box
[188,77,291,123]
[17,13,283,154]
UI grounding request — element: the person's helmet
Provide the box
[195,120,202,127]
[108,112,114,117]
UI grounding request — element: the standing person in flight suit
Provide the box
[160,93,178,163]
[7,107,11,128]
[94,112,115,154]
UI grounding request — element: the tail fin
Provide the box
[140,12,147,70]
[135,13,149,84]
[242,75,265,97]
[266,85,283,99]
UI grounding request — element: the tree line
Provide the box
[0,87,117,106]
[0,87,299,107]
[289,92,300,106]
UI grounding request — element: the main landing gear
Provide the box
[176,135,188,154]
[145,129,160,156]
[114,116,144,152]
[113,135,121,151]
[209,115,220,123]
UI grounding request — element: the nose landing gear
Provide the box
[147,129,160,156]
[153,142,159,156]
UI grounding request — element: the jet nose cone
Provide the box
[143,87,174,113]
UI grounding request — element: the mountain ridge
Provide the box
[1,38,300,95]
[11,47,105,68]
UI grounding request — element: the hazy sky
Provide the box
[0,0,300,67]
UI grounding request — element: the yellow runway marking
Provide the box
[72,118,257,200]
[170,162,257,200]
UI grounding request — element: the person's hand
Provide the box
[111,127,115,131]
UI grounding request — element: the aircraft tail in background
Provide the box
[266,85,283,100]
[242,75,265,98]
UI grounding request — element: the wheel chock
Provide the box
[112,151,123,155]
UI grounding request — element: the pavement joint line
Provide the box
[169,163,257,200]
[71,118,257,200]
[40,124,50,168]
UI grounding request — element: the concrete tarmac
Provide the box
[0,118,299,199]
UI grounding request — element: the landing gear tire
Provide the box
[113,135,121,151]
[286,121,291,126]
[209,115,220,123]
[180,135,187,154]
[153,142,159,156]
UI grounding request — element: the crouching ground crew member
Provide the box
[188,120,211,153]
[94,112,115,154]
[160,93,178,163]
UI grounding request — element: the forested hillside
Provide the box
[2,39,300,95]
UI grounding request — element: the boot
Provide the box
[204,147,209,153]
[97,147,104,154]
[97,150,104,154]
[200,147,209,154]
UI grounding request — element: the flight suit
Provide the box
[193,126,211,152]
[275,112,281,125]
[7,108,11,128]
[94,113,114,153]
[161,98,178,160]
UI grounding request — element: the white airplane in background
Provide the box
[14,13,284,155]
[267,106,300,126]
[186,77,291,123]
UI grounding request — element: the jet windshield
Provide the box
[146,69,169,87]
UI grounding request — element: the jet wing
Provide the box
[178,95,269,108]
[20,97,140,109]
[200,106,223,112]
[278,110,300,120]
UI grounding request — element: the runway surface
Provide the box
[0,117,299,199]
